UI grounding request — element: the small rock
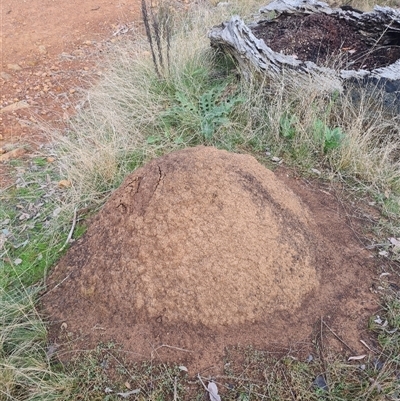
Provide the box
[58,179,72,188]
[271,156,281,162]
[0,72,12,81]
[38,45,47,54]
[0,147,26,161]
[47,156,56,163]
[0,100,30,113]
[7,64,22,71]
[311,168,321,175]
[313,375,328,391]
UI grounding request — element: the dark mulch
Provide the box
[252,13,400,70]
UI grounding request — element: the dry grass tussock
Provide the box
[0,287,74,400]
[51,0,266,205]
[259,71,400,191]
[51,0,400,211]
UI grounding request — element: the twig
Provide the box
[150,343,193,361]
[280,366,296,401]
[151,11,164,70]
[322,319,356,354]
[42,273,71,296]
[173,376,178,401]
[142,0,160,77]
[360,339,376,353]
[154,344,193,353]
[59,207,77,252]
[197,374,209,392]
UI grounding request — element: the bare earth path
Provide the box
[1,0,142,154]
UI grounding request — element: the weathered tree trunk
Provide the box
[209,0,400,111]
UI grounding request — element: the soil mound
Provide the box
[43,146,376,371]
[46,146,319,326]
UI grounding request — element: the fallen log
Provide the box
[209,0,400,111]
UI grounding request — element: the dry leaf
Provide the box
[179,365,188,372]
[46,344,59,358]
[348,355,367,361]
[117,389,140,398]
[58,179,71,188]
[389,237,400,247]
[124,381,131,389]
[313,375,328,391]
[208,382,221,401]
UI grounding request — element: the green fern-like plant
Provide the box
[161,83,243,141]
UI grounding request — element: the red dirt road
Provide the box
[2,0,141,65]
[1,0,142,147]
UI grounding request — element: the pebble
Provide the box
[7,63,22,71]
[0,100,30,113]
[38,45,47,54]
[58,179,72,188]
[0,147,26,161]
[0,72,12,81]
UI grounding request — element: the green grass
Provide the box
[0,286,74,400]
[0,154,74,288]
[1,0,400,399]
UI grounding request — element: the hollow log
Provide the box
[209,0,400,111]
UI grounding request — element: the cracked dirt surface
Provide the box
[43,146,379,374]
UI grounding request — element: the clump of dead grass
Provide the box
[51,0,265,206]
[237,69,400,197]
[0,286,74,400]
[52,0,400,213]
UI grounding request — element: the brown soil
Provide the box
[0,0,149,188]
[252,13,400,70]
[43,146,378,374]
